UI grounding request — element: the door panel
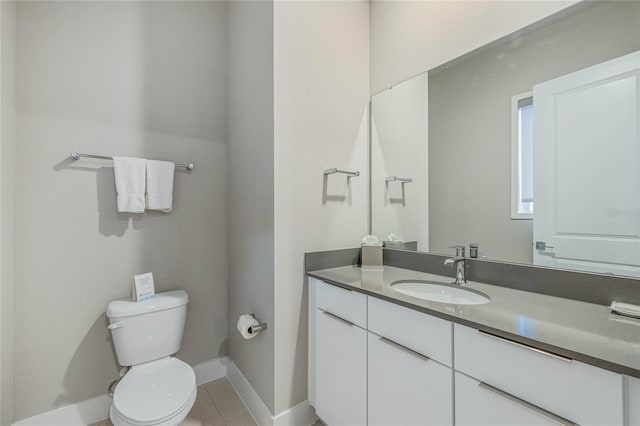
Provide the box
[534,50,640,276]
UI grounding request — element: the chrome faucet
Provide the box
[445,245,467,285]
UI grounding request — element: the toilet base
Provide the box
[110,387,197,426]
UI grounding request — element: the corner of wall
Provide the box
[227,0,276,416]
[272,0,370,415]
[0,1,17,425]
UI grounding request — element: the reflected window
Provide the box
[511,93,534,219]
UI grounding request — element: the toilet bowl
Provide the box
[110,357,196,426]
[107,290,195,426]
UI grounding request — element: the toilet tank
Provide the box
[107,290,188,366]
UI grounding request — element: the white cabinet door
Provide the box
[455,372,573,426]
[308,278,318,407]
[368,332,453,426]
[315,308,367,426]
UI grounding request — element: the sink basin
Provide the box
[391,280,490,305]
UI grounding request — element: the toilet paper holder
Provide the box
[248,314,268,335]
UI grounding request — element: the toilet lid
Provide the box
[113,357,196,425]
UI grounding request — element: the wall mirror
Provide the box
[370,1,640,277]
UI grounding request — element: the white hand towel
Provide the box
[146,160,175,212]
[113,156,147,213]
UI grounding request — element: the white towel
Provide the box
[146,160,175,212]
[113,156,147,213]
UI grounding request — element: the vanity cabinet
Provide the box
[454,323,624,426]
[314,280,367,426]
[312,279,453,425]
[309,279,628,426]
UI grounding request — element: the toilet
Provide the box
[106,290,196,426]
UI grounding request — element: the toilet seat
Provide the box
[111,357,196,426]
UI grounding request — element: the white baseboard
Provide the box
[273,400,318,426]
[226,360,273,425]
[12,357,227,426]
[194,356,228,385]
[12,394,111,426]
[226,360,318,426]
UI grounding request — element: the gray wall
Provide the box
[0,2,16,424]
[227,1,276,414]
[226,2,370,416]
[13,2,229,420]
[429,1,640,264]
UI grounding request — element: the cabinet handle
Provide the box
[323,281,352,291]
[320,310,354,326]
[378,337,430,362]
[478,330,572,363]
[478,382,575,426]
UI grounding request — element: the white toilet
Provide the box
[106,290,196,426]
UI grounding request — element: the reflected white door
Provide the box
[533,51,640,276]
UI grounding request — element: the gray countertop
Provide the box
[307,265,640,378]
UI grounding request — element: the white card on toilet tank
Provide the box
[134,272,155,302]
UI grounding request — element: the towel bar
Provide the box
[385,176,412,183]
[70,151,194,170]
[324,168,359,177]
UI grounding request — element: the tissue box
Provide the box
[361,244,383,269]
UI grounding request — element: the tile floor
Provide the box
[91,377,323,426]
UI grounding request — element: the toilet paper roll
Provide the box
[237,314,260,340]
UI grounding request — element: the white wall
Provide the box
[370,0,578,94]
[227,0,276,414]
[273,0,370,414]
[13,2,228,421]
[371,73,428,250]
[0,2,16,424]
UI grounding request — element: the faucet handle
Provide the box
[449,245,466,258]
[444,256,465,266]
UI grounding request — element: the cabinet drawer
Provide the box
[368,296,452,366]
[316,280,366,328]
[455,372,573,426]
[454,324,623,426]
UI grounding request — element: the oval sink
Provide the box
[391,280,490,305]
